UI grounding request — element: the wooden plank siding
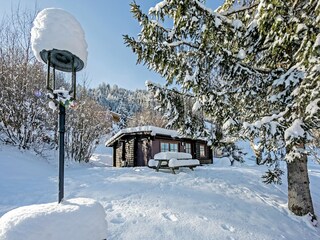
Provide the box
[114,141,123,167]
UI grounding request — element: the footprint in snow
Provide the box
[162,212,178,222]
[198,216,208,221]
[221,223,236,233]
[110,217,125,224]
[110,213,126,224]
[209,204,217,210]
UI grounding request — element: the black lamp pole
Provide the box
[58,103,65,203]
[41,49,84,203]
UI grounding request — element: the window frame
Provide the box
[185,143,191,154]
[160,141,178,152]
[160,142,169,152]
[200,144,206,157]
[169,143,178,152]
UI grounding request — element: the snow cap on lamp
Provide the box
[31,8,88,72]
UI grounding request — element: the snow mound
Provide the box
[0,198,107,240]
[31,8,88,66]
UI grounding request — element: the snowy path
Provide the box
[0,145,319,240]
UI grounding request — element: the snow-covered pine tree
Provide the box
[146,81,209,138]
[124,0,319,218]
[146,81,245,165]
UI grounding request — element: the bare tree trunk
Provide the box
[287,145,314,217]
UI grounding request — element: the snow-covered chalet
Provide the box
[105,126,213,167]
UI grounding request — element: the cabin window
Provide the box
[160,142,178,152]
[185,143,191,154]
[160,142,169,152]
[200,144,206,157]
[169,143,178,152]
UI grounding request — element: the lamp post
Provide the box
[40,49,84,203]
[31,8,88,203]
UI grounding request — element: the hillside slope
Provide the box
[0,144,319,240]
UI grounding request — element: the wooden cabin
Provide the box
[105,126,213,167]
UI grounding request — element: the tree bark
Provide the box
[286,146,314,216]
[250,141,263,165]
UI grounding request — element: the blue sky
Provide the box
[1,0,224,90]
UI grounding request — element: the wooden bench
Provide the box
[148,152,200,174]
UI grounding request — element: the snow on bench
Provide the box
[154,152,192,160]
[148,152,200,174]
[168,158,200,168]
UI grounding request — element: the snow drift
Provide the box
[0,198,107,240]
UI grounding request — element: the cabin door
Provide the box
[136,139,151,166]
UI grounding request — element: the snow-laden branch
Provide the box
[194,0,231,24]
[221,2,259,17]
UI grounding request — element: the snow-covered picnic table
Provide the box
[148,152,200,174]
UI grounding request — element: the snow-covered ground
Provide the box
[0,143,319,240]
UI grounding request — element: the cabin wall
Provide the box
[136,138,152,166]
[113,145,116,167]
[152,138,181,153]
[151,140,160,158]
[195,141,213,164]
[114,141,123,167]
[195,142,200,159]
[113,139,135,167]
[125,139,135,167]
[150,138,186,159]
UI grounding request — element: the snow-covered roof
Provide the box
[31,8,88,66]
[105,126,184,146]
